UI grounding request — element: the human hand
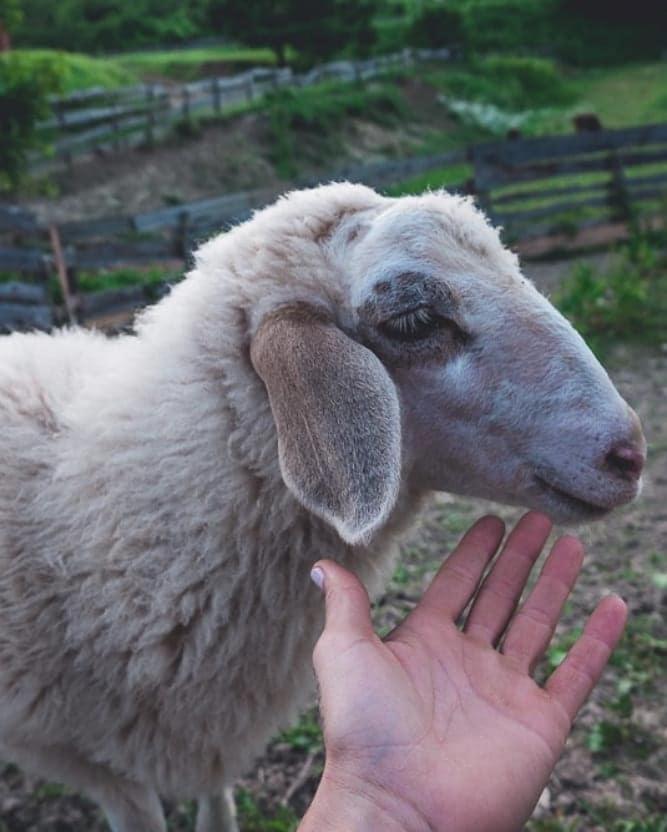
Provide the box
[299,512,627,832]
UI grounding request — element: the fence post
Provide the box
[182,85,191,123]
[212,77,222,116]
[55,101,72,170]
[48,225,78,324]
[144,85,155,146]
[176,211,191,261]
[608,151,632,223]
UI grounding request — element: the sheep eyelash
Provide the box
[379,307,439,340]
[380,306,470,345]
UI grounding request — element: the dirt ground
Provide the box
[0,255,664,831]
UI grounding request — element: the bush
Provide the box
[0,53,60,190]
[457,0,664,67]
[444,56,575,111]
[15,0,204,53]
[555,225,667,358]
[407,4,464,49]
[11,49,136,94]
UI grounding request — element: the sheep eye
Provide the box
[379,307,443,342]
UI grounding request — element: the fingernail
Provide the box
[310,566,325,592]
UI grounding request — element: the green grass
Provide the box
[570,63,667,129]
[266,80,406,177]
[386,162,473,196]
[113,46,278,82]
[75,266,171,294]
[11,49,137,94]
[277,709,323,754]
[554,224,667,358]
[236,790,299,832]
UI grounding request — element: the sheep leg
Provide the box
[94,778,166,832]
[196,788,238,832]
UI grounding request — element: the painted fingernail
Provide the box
[310,566,325,591]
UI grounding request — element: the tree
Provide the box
[0,52,58,188]
[0,0,22,50]
[207,0,377,66]
[15,0,203,52]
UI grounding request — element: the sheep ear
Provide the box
[251,305,401,545]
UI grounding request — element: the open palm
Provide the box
[308,513,627,832]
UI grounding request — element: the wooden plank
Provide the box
[40,102,150,132]
[0,246,48,273]
[53,113,154,155]
[59,215,136,241]
[494,193,613,225]
[0,205,41,233]
[493,180,610,205]
[74,240,176,269]
[0,281,47,304]
[0,303,52,331]
[474,123,667,169]
[475,147,667,190]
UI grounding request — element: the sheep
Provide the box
[0,182,645,832]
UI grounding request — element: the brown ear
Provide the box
[251,305,401,544]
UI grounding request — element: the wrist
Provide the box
[298,764,431,832]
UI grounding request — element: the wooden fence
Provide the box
[3,120,666,332]
[34,47,452,169]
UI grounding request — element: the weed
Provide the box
[277,710,323,754]
[235,790,299,832]
[555,225,667,358]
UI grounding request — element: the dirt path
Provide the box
[0,259,664,831]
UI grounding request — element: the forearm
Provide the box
[298,768,431,832]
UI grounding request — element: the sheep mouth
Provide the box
[532,475,611,520]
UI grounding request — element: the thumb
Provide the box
[311,559,375,642]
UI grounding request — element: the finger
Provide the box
[416,515,506,621]
[502,535,585,671]
[546,595,627,722]
[464,511,552,644]
[310,559,375,642]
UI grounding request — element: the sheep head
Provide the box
[247,185,645,544]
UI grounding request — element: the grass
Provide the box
[386,162,473,196]
[570,63,667,130]
[266,80,406,177]
[10,49,137,94]
[112,46,278,82]
[554,223,667,358]
[236,790,299,832]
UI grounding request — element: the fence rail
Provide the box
[4,120,667,332]
[33,47,452,169]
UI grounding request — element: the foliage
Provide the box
[0,0,22,32]
[277,709,323,753]
[453,0,665,66]
[406,3,464,49]
[114,45,276,82]
[11,49,135,93]
[207,0,377,66]
[0,51,59,188]
[236,789,299,832]
[266,80,404,176]
[15,0,204,53]
[387,162,473,196]
[444,56,576,111]
[75,266,169,294]
[555,225,667,358]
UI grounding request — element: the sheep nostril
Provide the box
[605,442,645,482]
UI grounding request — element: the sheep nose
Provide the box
[605,441,645,482]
